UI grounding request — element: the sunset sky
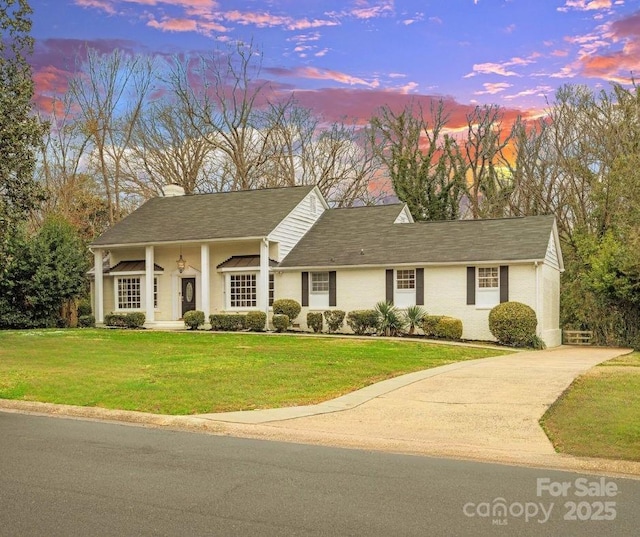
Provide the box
[30,0,640,125]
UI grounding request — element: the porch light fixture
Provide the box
[177,249,186,273]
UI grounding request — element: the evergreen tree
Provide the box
[0,0,47,250]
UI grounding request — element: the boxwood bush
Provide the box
[246,311,267,332]
[346,309,379,335]
[307,312,323,333]
[209,314,246,331]
[104,312,146,329]
[422,315,444,338]
[272,314,289,332]
[489,301,537,347]
[434,316,463,340]
[183,310,205,330]
[323,310,345,333]
[78,315,95,328]
[272,299,301,324]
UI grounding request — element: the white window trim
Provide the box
[310,271,330,294]
[225,271,258,310]
[476,266,500,309]
[111,273,162,312]
[394,269,416,308]
[309,271,330,309]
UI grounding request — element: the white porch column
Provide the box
[93,249,104,324]
[201,244,210,321]
[145,245,155,323]
[258,238,270,315]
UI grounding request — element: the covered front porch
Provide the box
[91,237,278,327]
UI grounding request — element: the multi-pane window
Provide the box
[478,267,499,288]
[396,269,415,290]
[269,274,274,307]
[311,272,329,293]
[230,273,257,308]
[154,277,158,309]
[117,277,141,309]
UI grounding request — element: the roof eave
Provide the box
[276,258,547,271]
[90,235,268,249]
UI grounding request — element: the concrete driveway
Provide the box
[197,345,635,472]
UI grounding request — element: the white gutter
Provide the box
[535,261,541,337]
[276,259,547,272]
[89,236,266,249]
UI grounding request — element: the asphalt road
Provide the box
[1,412,638,537]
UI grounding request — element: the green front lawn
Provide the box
[541,352,640,461]
[0,329,507,415]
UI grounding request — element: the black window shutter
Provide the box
[500,266,509,303]
[466,267,476,305]
[301,272,309,307]
[416,268,424,306]
[386,269,394,304]
[329,271,337,307]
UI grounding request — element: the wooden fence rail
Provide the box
[563,330,593,345]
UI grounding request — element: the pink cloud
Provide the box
[465,54,538,78]
[565,11,640,83]
[74,0,117,15]
[299,66,379,88]
[266,66,379,88]
[474,82,513,95]
[287,88,531,129]
[557,0,612,12]
[348,0,394,20]
[148,17,198,32]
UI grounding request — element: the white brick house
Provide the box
[90,185,564,346]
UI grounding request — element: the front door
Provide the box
[181,278,196,317]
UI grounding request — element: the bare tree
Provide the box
[130,95,214,196]
[35,92,109,240]
[68,49,154,223]
[169,41,277,191]
[455,104,515,219]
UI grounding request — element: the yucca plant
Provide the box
[404,305,426,335]
[375,301,406,337]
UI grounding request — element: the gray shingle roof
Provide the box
[279,209,556,268]
[91,185,314,247]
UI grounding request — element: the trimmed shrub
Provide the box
[105,312,146,329]
[375,301,406,336]
[434,316,463,340]
[272,299,301,324]
[184,310,205,330]
[323,310,345,333]
[422,315,444,338]
[246,311,267,332]
[307,312,323,333]
[209,314,246,331]
[346,309,379,335]
[77,300,92,317]
[272,314,289,332]
[126,312,146,328]
[489,301,538,347]
[78,315,95,328]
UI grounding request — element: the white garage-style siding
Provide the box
[268,187,326,261]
